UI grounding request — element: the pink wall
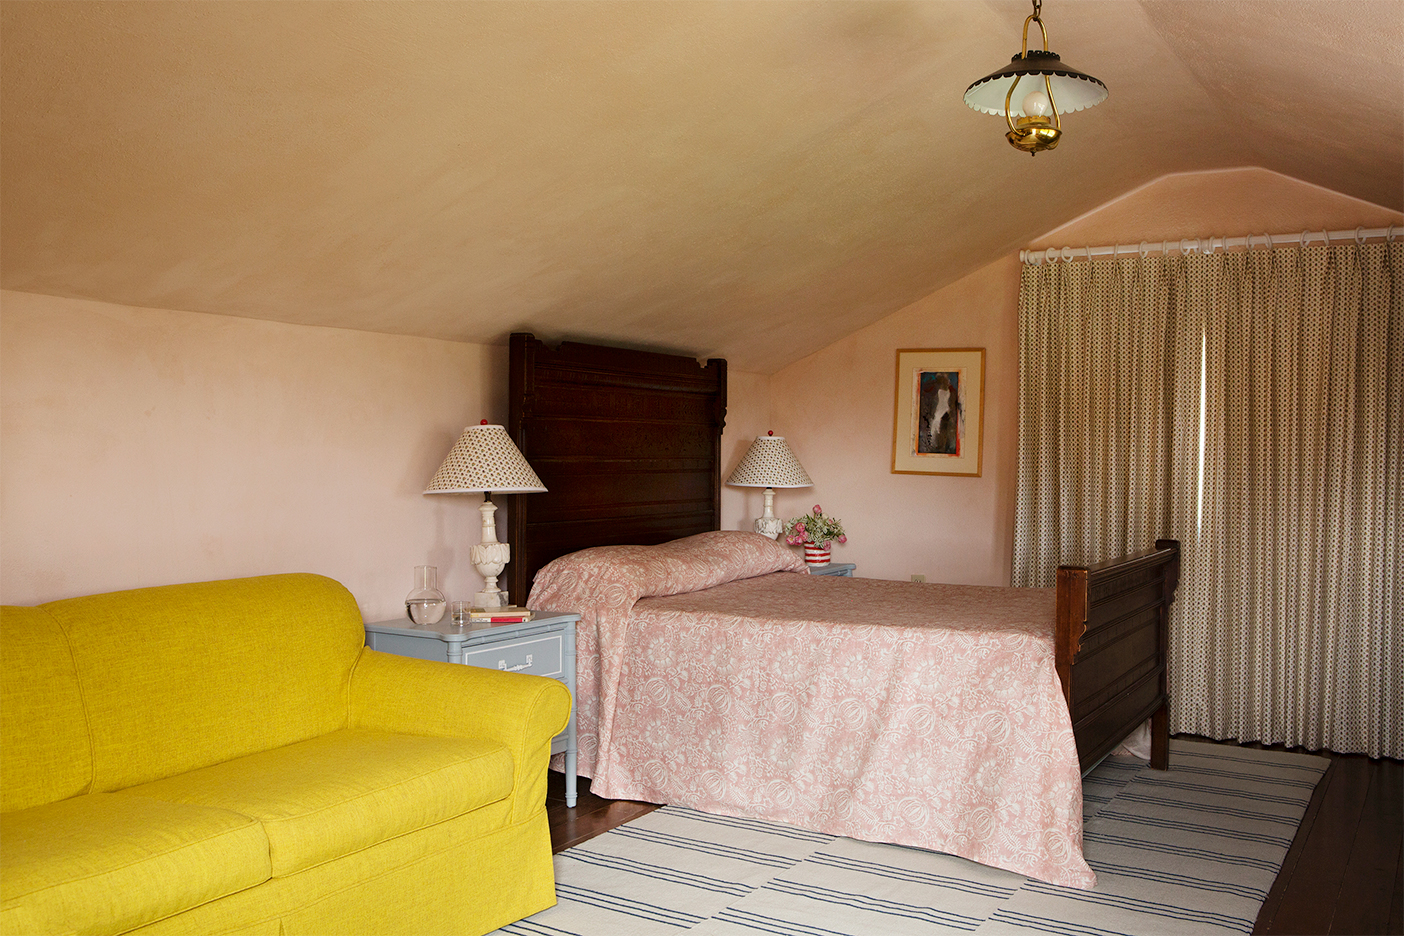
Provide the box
[760,168,1402,585]
[0,291,774,617]
[0,291,510,620]
[1026,167,1402,253]
[766,258,1021,585]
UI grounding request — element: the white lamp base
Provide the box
[471,496,511,608]
[473,586,507,608]
[753,488,784,539]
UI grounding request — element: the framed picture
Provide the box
[891,348,985,477]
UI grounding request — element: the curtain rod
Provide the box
[1021,224,1399,265]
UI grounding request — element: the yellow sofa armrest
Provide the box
[348,649,570,824]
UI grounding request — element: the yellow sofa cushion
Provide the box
[123,728,515,876]
[0,607,93,813]
[0,793,270,936]
[37,574,365,793]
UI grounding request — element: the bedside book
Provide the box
[468,605,533,623]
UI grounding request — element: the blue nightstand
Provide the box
[808,563,856,577]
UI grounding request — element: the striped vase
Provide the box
[803,543,831,565]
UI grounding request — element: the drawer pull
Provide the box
[499,653,533,672]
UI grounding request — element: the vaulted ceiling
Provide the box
[2,1,1400,372]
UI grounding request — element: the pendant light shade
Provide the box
[963,53,1107,117]
[963,0,1106,154]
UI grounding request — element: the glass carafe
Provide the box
[405,565,447,625]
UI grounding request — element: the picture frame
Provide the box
[891,348,985,477]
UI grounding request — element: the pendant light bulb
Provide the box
[1022,89,1052,118]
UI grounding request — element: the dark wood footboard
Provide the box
[1056,539,1180,773]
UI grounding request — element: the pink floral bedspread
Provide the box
[527,530,1093,888]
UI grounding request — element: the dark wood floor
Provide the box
[545,773,659,854]
[1197,741,1403,936]
[545,739,1403,935]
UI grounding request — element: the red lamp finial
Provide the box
[480,419,489,425]
[767,430,774,436]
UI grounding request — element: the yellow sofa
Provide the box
[0,574,571,936]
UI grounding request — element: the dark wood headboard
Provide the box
[505,333,727,604]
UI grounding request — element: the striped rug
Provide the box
[497,741,1327,936]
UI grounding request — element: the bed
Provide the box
[505,333,1179,888]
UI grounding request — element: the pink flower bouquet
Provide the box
[783,506,847,549]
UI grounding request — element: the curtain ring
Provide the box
[1162,240,1170,257]
[1322,229,1330,247]
[1138,241,1149,259]
[1179,238,1195,256]
[1197,236,1209,255]
[1263,233,1274,250]
[1355,226,1366,246]
[1061,246,1074,262]
[1044,247,1058,263]
[1388,225,1396,243]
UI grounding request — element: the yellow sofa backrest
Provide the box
[3,574,366,800]
[0,606,94,812]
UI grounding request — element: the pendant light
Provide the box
[963,0,1107,155]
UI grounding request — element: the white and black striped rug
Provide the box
[497,741,1327,936]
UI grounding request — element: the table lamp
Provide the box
[725,432,813,539]
[425,421,546,607]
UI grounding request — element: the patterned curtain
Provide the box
[1015,240,1402,759]
[1012,254,1200,586]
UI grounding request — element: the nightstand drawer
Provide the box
[462,634,563,678]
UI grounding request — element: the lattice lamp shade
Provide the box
[424,424,546,494]
[726,434,813,489]
[727,434,812,540]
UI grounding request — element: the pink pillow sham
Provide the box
[527,530,806,610]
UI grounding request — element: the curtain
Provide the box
[1014,240,1402,759]
[1012,254,1200,586]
